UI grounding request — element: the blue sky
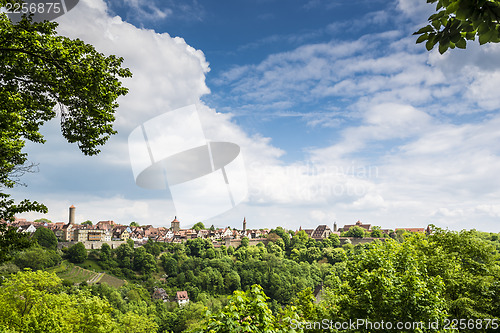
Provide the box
[10,0,500,232]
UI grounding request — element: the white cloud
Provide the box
[396,0,434,23]
[56,1,210,130]
[122,0,171,20]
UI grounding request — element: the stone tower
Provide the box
[333,221,337,232]
[243,217,247,232]
[171,216,180,233]
[69,205,76,225]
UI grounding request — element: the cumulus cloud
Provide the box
[56,3,210,129]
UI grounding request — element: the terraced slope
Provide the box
[52,262,125,287]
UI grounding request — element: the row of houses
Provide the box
[6,206,273,245]
[298,220,429,240]
[7,206,427,247]
[335,220,429,234]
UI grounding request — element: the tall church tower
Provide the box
[171,216,180,233]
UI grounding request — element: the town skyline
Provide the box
[14,204,431,235]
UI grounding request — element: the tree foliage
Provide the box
[193,222,205,232]
[14,246,61,270]
[0,5,131,221]
[316,229,500,332]
[323,237,447,330]
[3,224,500,332]
[192,284,302,333]
[67,242,87,263]
[344,225,365,238]
[32,226,57,250]
[415,0,500,53]
[0,269,158,332]
[133,246,157,275]
[0,222,33,263]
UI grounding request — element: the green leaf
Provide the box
[456,6,470,20]
[465,31,476,40]
[446,1,459,14]
[479,29,495,44]
[426,36,438,51]
[455,38,467,48]
[416,33,429,44]
[438,41,449,54]
[432,19,442,29]
[478,22,490,34]
[414,25,434,35]
[429,10,446,21]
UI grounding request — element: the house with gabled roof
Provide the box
[341,220,371,232]
[298,226,314,238]
[96,220,116,231]
[17,224,36,234]
[112,226,131,240]
[221,228,232,238]
[165,229,175,239]
[197,229,209,238]
[175,291,189,306]
[129,228,145,242]
[311,225,333,240]
[152,288,169,302]
[395,227,425,233]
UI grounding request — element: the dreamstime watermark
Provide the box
[248,161,379,201]
[128,105,248,222]
[2,0,79,22]
[249,161,380,180]
[290,318,500,331]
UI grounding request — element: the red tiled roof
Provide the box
[176,291,189,300]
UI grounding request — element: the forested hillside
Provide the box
[1,226,500,332]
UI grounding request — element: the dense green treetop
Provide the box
[0,269,159,332]
[415,0,500,53]
[0,4,131,220]
[67,242,88,263]
[0,221,33,263]
[34,217,52,223]
[192,284,302,333]
[32,226,57,250]
[344,225,365,238]
[193,222,205,231]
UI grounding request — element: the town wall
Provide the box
[58,240,126,250]
[339,237,385,245]
[213,238,270,248]
[57,236,383,250]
